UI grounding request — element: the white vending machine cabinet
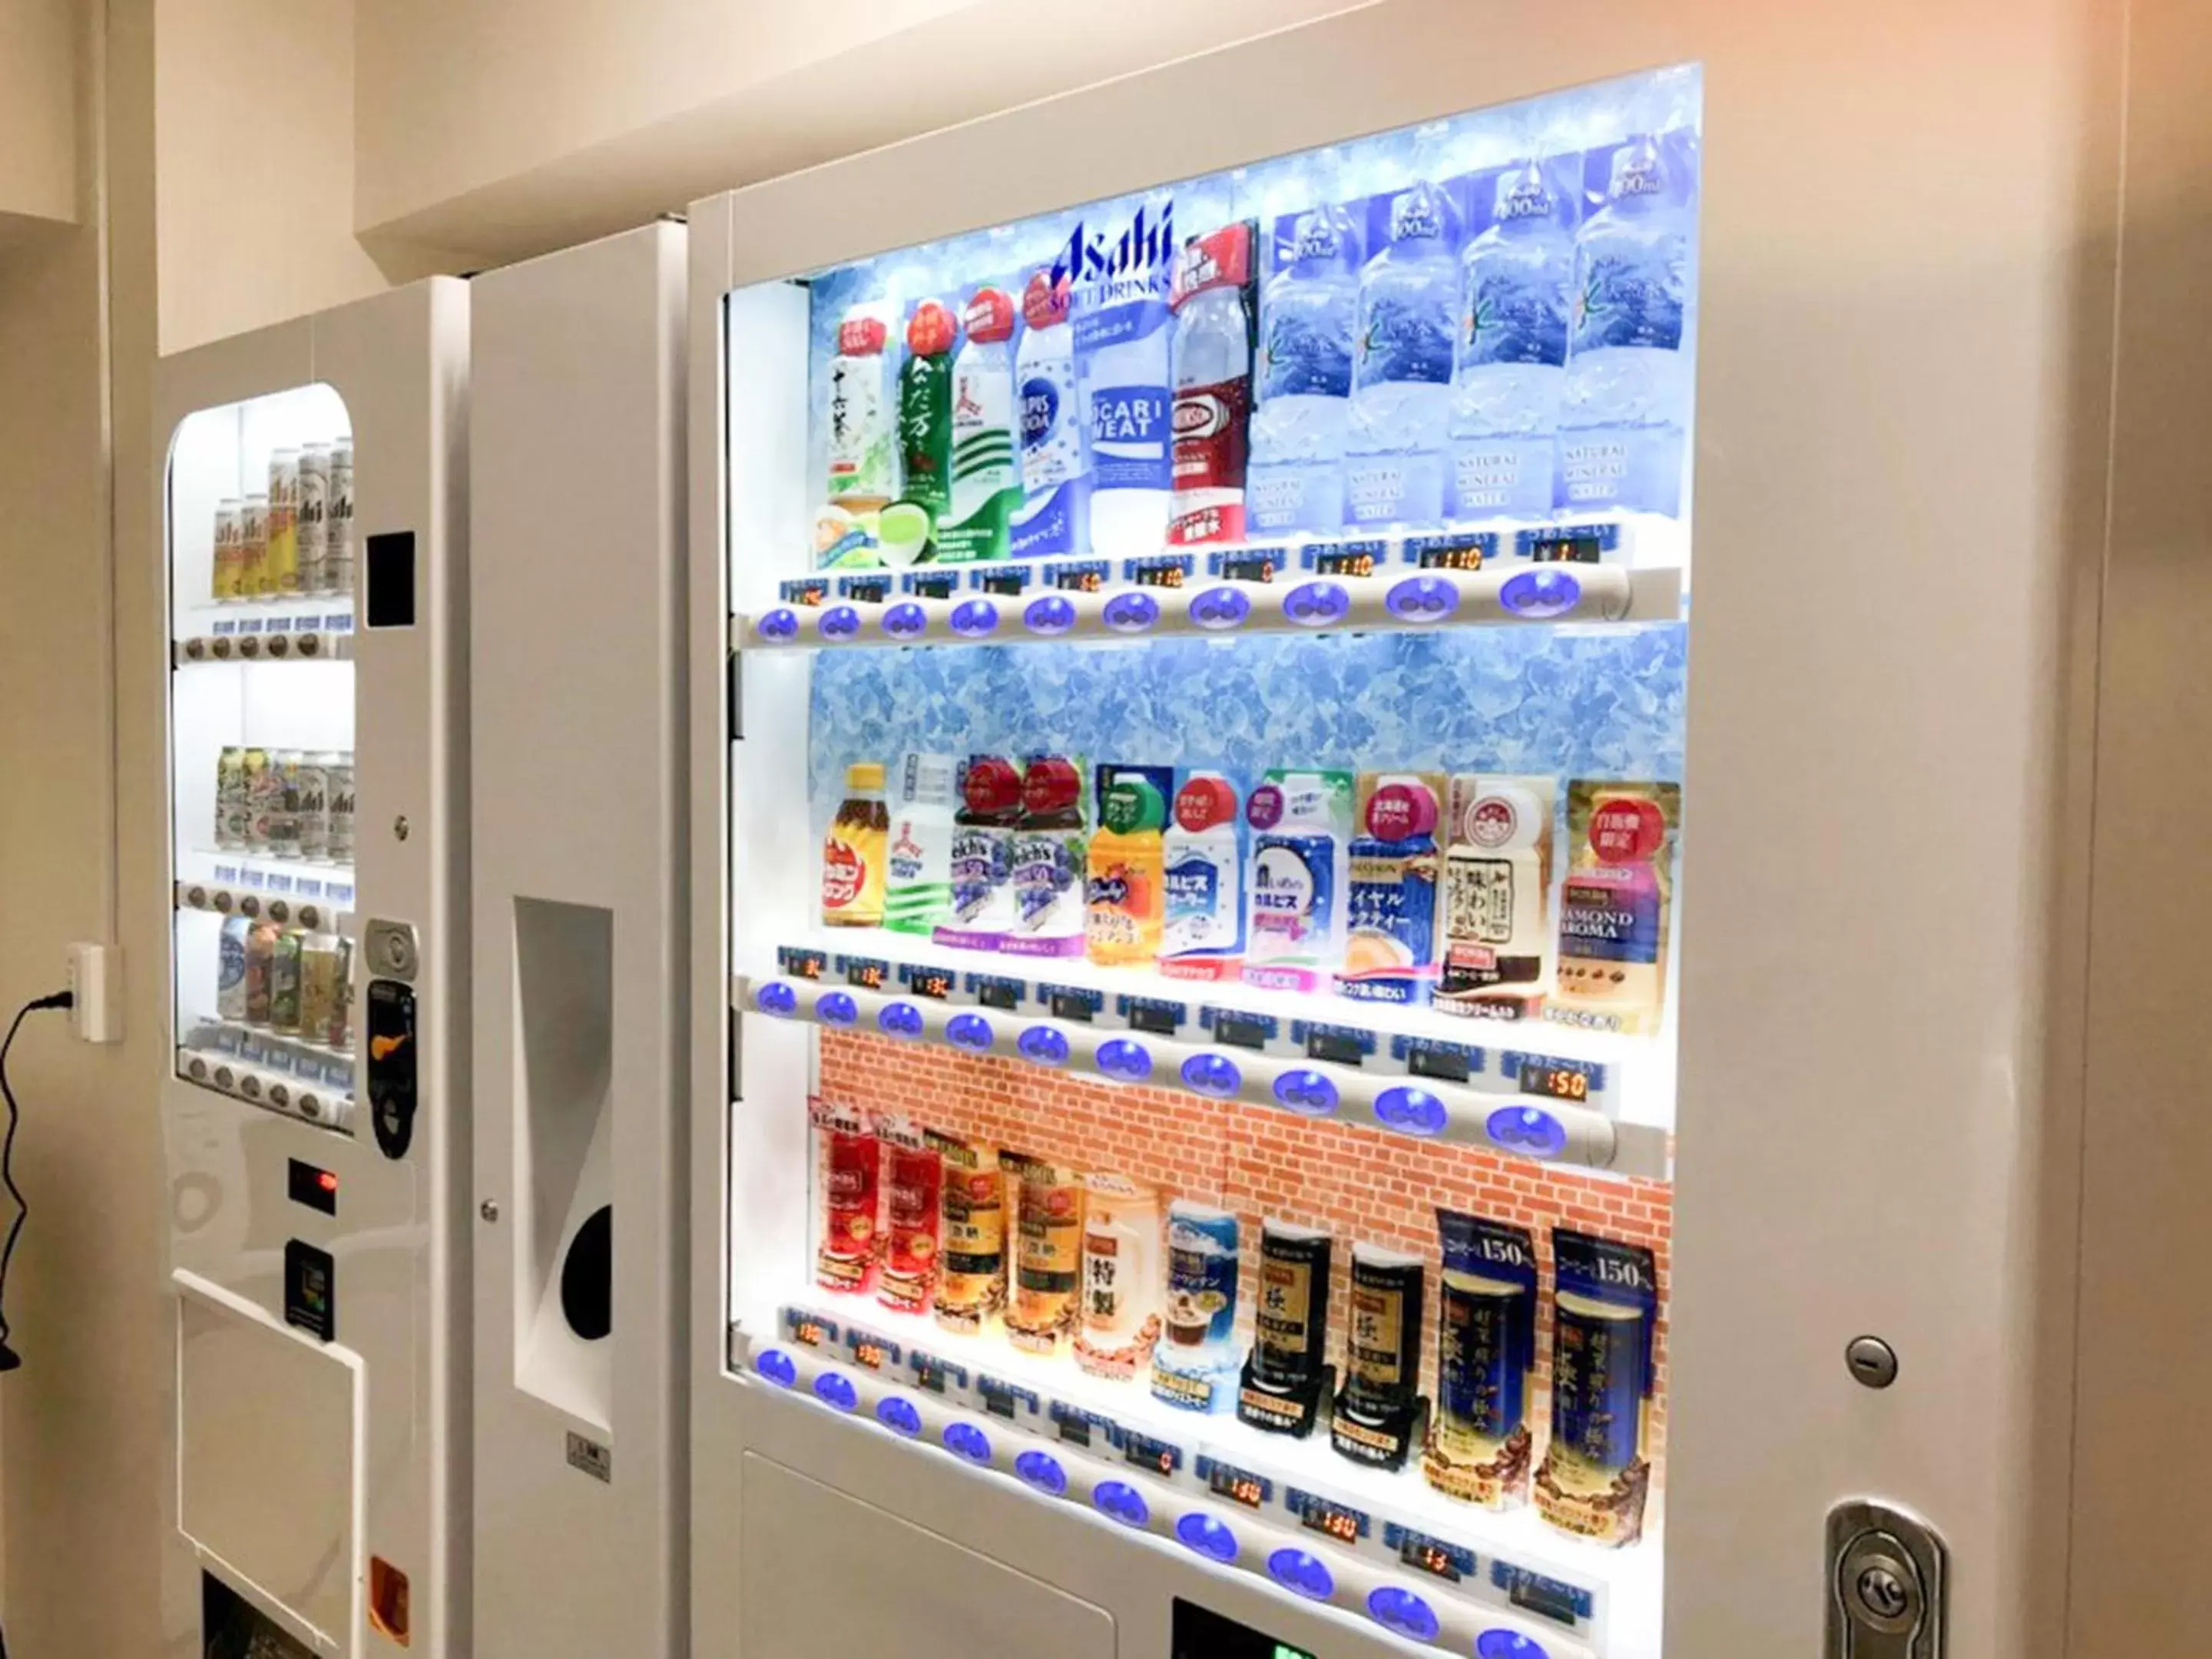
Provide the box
[688,2,2167,1656]
[158,278,469,1658]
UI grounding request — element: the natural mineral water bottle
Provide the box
[1452,159,1575,519]
[1344,180,1459,528]
[1247,204,1360,536]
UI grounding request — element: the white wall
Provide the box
[0,0,78,230]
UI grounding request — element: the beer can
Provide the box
[929,1131,1005,1336]
[211,498,244,602]
[1006,1153,1085,1357]
[267,449,301,595]
[269,930,303,1035]
[290,753,330,860]
[241,747,276,852]
[296,444,329,596]
[265,750,304,858]
[217,916,252,1023]
[318,751,353,863]
[327,439,355,600]
[240,493,270,597]
[297,932,345,1050]
[243,919,280,1025]
[215,746,247,849]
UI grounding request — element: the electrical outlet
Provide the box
[67,942,121,1044]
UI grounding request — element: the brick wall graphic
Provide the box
[813,1030,1674,1514]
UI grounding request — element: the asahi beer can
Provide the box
[290,753,329,860]
[269,930,304,1035]
[321,751,355,863]
[243,919,280,1025]
[1535,1230,1659,1548]
[1429,1210,1538,1507]
[241,747,277,851]
[211,498,244,602]
[215,746,247,849]
[240,494,270,597]
[327,439,355,600]
[930,1131,1005,1336]
[297,932,345,1051]
[216,916,252,1023]
[296,443,329,596]
[267,449,301,595]
[265,750,304,858]
[1005,1153,1084,1356]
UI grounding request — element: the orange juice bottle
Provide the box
[1084,771,1167,965]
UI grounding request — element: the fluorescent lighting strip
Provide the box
[741,1336,1598,1659]
[738,973,1663,1178]
[741,565,1681,652]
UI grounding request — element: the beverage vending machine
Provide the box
[159,280,469,1657]
[688,3,2145,1656]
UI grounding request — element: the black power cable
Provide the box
[0,989,71,1375]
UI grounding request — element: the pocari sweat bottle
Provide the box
[1345,180,1459,529]
[1558,134,1692,516]
[1011,270,1087,558]
[1067,194,1177,559]
[1247,203,1360,537]
[1451,159,1574,519]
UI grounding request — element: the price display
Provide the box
[843,957,889,991]
[848,1336,890,1372]
[1303,1027,1367,1067]
[1310,547,1376,578]
[1518,1060,1594,1102]
[905,966,954,1001]
[1296,1494,1368,1545]
[1122,1430,1183,1476]
[908,1352,959,1395]
[1216,552,1277,584]
[777,946,826,981]
[975,979,1022,1012]
[1124,1000,1181,1036]
[786,1315,830,1349]
[1210,1012,1272,1051]
[980,1379,1018,1420]
[979,570,1028,596]
[1047,991,1097,1023]
[1413,537,1485,571]
[1053,1409,1097,1449]
[907,575,957,600]
[1406,1044,1475,1084]
[1529,528,1605,565]
[1206,1462,1270,1510]
[1391,1528,1474,1584]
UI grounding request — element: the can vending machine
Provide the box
[159,280,469,1658]
[688,2,2198,1657]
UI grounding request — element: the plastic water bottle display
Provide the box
[1451,160,1574,519]
[1167,221,1257,546]
[1247,203,1360,536]
[1065,194,1177,559]
[1011,270,1087,558]
[1345,180,1459,529]
[1558,133,1693,516]
[937,286,1021,564]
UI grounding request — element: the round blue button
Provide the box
[813,1371,859,1412]
[1375,1084,1449,1137]
[1014,1450,1068,1497]
[1272,1069,1339,1115]
[882,601,929,640]
[1024,594,1077,636]
[1180,1052,1241,1098]
[949,598,1000,639]
[753,981,798,1018]
[1018,1025,1070,1066]
[1368,1586,1441,1642]
[1386,574,1461,622]
[1478,1631,1551,1659]
[1486,1104,1569,1160]
[942,1422,992,1464]
[1091,1481,1150,1528]
[1267,1548,1336,1601]
[757,608,800,641]
[1188,586,1251,631]
[1101,591,1160,633]
[877,1001,925,1038]
[1499,567,1584,620]
[817,604,863,641]
[753,1347,798,1389]
[876,1396,923,1437]
[946,1012,995,1051]
[1284,580,1350,627]
[1174,1512,1238,1563]
[816,991,858,1028]
[1095,1038,1152,1081]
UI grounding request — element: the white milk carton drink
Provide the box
[1062,194,1176,560]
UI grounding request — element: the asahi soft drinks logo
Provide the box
[1051,200,1176,308]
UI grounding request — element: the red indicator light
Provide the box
[318,1171,339,1193]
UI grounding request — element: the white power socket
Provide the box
[67,942,121,1044]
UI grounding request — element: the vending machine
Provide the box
[688,3,2134,1655]
[159,279,469,1657]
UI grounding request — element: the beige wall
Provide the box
[0,0,78,228]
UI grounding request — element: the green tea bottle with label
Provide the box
[896,298,958,529]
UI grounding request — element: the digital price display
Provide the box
[1530,529,1605,565]
[843,958,889,991]
[839,577,892,604]
[777,947,826,981]
[1053,567,1104,592]
[1131,560,1189,588]
[905,967,954,1001]
[1519,1060,1594,1102]
[1123,1430,1183,1476]
[1125,1001,1181,1036]
[1048,990,1098,1024]
[1054,1409,1097,1449]
[1393,1529,1474,1584]
[980,1380,1018,1420]
[1310,548,1376,578]
[1206,1462,1270,1510]
[787,1315,830,1349]
[1297,1495,1368,1546]
[1415,538,1485,571]
[1406,1045,1474,1084]
[975,980,1022,1012]
[848,1336,890,1372]
[908,1353,958,1395]
[907,575,957,600]
[1217,553,1277,584]
[1211,1012,1273,1051]
[1303,1027,1368,1067]
[979,570,1028,596]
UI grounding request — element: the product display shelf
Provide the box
[174,625,355,665]
[175,1031,356,1131]
[737,969,1664,1180]
[741,1297,1663,1659]
[742,561,1681,654]
[173,877,351,933]
[177,845,356,906]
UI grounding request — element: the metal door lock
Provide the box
[1827,1500,1945,1658]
